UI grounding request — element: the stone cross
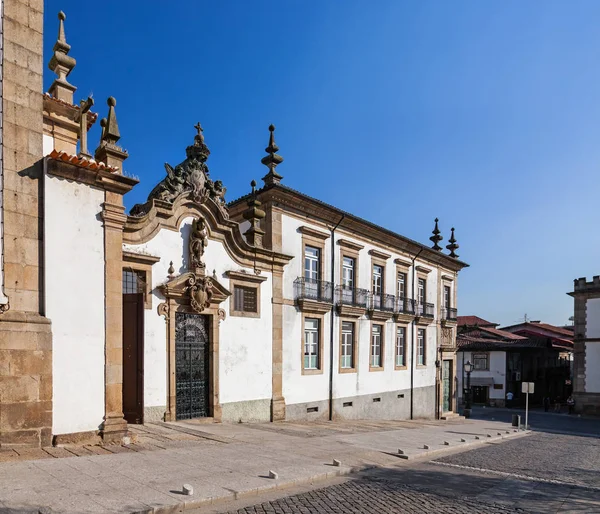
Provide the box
[78,96,94,158]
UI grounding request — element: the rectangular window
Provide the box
[304,318,320,370]
[233,286,258,313]
[418,278,426,305]
[304,246,320,282]
[444,285,451,309]
[395,326,406,367]
[397,272,406,299]
[123,269,145,294]
[473,353,489,371]
[372,265,383,295]
[342,257,355,289]
[371,324,382,368]
[341,321,354,369]
[417,328,426,365]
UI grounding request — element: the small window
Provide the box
[371,324,383,368]
[418,278,426,305]
[417,328,426,365]
[372,265,383,295]
[444,285,451,309]
[123,270,145,295]
[397,272,406,299]
[395,326,406,367]
[341,321,355,369]
[304,318,320,370]
[473,353,489,371]
[304,246,320,282]
[233,285,258,313]
[342,257,355,289]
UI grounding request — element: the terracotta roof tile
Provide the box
[43,93,98,129]
[456,315,498,327]
[500,322,574,339]
[47,149,119,173]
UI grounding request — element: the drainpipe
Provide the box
[328,214,345,421]
[410,248,424,420]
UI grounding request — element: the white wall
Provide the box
[45,175,106,434]
[280,214,439,407]
[124,216,273,411]
[586,298,600,338]
[585,343,600,393]
[456,350,506,402]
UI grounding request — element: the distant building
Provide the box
[456,317,572,407]
[568,277,600,414]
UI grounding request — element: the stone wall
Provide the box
[0,0,52,448]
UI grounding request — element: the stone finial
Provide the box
[95,97,128,170]
[243,180,266,247]
[430,218,443,251]
[446,227,459,258]
[261,125,284,186]
[48,11,77,104]
[78,96,94,158]
[168,261,175,278]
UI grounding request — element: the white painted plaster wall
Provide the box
[45,175,106,434]
[43,133,54,155]
[585,343,600,393]
[456,351,506,402]
[585,298,600,338]
[280,214,440,408]
[124,216,273,411]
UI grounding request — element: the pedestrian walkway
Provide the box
[0,417,521,513]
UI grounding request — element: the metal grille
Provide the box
[175,312,209,420]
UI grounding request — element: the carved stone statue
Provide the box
[189,217,208,274]
[188,275,213,313]
[130,123,229,217]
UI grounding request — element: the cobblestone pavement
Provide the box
[435,432,600,488]
[226,477,522,514]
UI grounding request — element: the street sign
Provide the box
[521,382,534,394]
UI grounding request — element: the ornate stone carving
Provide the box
[218,308,226,323]
[157,302,169,321]
[130,123,228,218]
[188,275,213,313]
[189,217,208,274]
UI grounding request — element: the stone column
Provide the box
[95,97,129,442]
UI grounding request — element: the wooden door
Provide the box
[123,292,144,424]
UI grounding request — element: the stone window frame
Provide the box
[395,259,411,301]
[339,318,358,374]
[473,352,489,371]
[122,251,160,310]
[369,250,390,298]
[338,239,363,291]
[394,323,408,370]
[225,270,267,319]
[417,327,427,368]
[369,322,385,372]
[301,312,325,375]
[299,226,329,284]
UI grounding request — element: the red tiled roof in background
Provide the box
[477,326,528,340]
[500,322,574,339]
[456,315,499,328]
[47,149,119,173]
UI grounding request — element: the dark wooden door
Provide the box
[472,386,488,404]
[175,312,210,420]
[442,360,452,412]
[123,293,144,424]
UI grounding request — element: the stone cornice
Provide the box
[238,185,469,272]
[368,249,391,260]
[338,239,364,251]
[123,251,161,266]
[46,156,137,194]
[123,192,293,272]
[102,202,127,229]
[394,258,411,267]
[298,226,329,240]
[225,270,268,283]
[416,265,432,274]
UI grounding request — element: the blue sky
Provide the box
[44,1,600,327]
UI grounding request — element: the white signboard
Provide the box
[521,382,535,394]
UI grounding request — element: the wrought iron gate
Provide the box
[175,312,210,420]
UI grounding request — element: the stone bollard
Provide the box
[332,459,341,467]
[268,470,278,480]
[398,449,404,455]
[460,438,466,442]
[443,441,449,446]
[475,436,480,440]
[423,444,430,449]
[182,484,193,496]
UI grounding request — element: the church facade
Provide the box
[0,3,467,447]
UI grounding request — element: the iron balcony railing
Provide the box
[368,292,396,312]
[335,285,369,308]
[294,277,334,303]
[441,307,457,321]
[396,296,416,315]
[415,302,435,318]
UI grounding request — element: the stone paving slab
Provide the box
[0,417,522,513]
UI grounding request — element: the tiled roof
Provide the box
[47,149,119,173]
[478,326,528,340]
[229,183,469,269]
[500,322,574,338]
[456,334,548,351]
[43,93,98,129]
[456,315,499,328]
